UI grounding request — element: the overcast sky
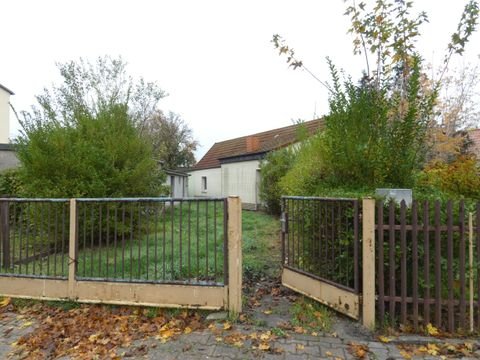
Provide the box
[1,0,479,159]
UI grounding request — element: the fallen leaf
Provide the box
[259,342,270,351]
[263,309,272,315]
[378,335,392,343]
[20,321,33,329]
[426,323,439,336]
[399,349,412,359]
[183,327,192,334]
[311,331,318,336]
[325,351,333,356]
[223,321,232,330]
[0,297,11,308]
[296,344,305,350]
[233,340,243,347]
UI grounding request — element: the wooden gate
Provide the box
[281,197,374,322]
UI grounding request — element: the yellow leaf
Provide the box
[314,311,323,318]
[325,351,333,356]
[0,297,11,308]
[249,332,258,340]
[259,342,270,351]
[263,310,272,315]
[215,337,223,342]
[233,341,243,347]
[160,329,174,339]
[296,344,305,350]
[378,335,392,343]
[260,332,271,341]
[464,342,473,352]
[426,323,439,336]
[183,327,192,334]
[399,349,412,359]
[20,321,33,329]
[223,321,232,330]
[311,331,318,336]
[426,343,439,356]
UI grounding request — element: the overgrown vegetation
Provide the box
[265,0,479,203]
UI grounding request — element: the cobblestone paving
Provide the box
[2,311,479,360]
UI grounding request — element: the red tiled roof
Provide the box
[469,129,480,158]
[193,119,323,170]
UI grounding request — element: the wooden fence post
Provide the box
[68,199,78,299]
[227,196,242,314]
[362,198,375,329]
[0,200,10,269]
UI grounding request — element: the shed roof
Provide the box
[193,119,323,170]
[0,84,14,95]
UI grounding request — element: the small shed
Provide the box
[164,169,189,198]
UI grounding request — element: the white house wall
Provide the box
[221,160,260,208]
[0,89,10,144]
[189,168,222,197]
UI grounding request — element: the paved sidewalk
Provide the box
[2,310,479,359]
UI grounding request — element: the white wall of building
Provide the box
[188,168,222,197]
[0,89,10,144]
[221,160,260,206]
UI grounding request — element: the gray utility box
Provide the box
[375,188,412,207]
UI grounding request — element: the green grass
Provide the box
[3,205,281,284]
[242,210,281,279]
[290,296,333,332]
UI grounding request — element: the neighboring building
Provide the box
[0,84,19,171]
[164,169,189,198]
[469,129,480,159]
[189,119,323,209]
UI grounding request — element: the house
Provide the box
[469,129,480,159]
[188,119,323,209]
[0,84,19,171]
[163,169,189,198]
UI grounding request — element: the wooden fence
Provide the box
[0,196,242,313]
[376,200,479,333]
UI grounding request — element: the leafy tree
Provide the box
[15,57,166,198]
[144,111,198,169]
[273,0,479,191]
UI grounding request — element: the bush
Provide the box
[417,156,480,200]
[279,134,327,196]
[15,104,164,198]
[0,168,23,196]
[259,148,295,214]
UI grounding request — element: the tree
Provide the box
[272,0,479,190]
[25,56,165,130]
[145,111,198,169]
[15,56,166,198]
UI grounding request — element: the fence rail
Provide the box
[0,197,242,312]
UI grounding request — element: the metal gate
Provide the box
[281,196,361,319]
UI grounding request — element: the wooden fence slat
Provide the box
[423,200,430,327]
[377,201,385,324]
[434,200,442,328]
[400,201,407,325]
[389,202,396,318]
[447,200,454,332]
[458,201,467,329]
[412,201,419,331]
[477,203,480,330]
[459,201,466,330]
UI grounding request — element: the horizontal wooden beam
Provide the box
[282,268,360,319]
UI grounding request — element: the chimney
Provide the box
[246,136,260,152]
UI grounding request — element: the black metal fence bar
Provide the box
[0,199,70,278]
[281,196,360,292]
[75,198,227,286]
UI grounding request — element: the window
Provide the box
[201,176,207,192]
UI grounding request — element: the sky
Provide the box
[1,0,479,160]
